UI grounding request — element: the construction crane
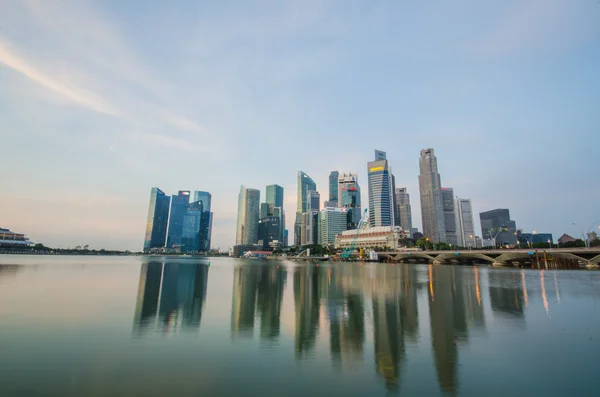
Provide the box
[341,208,369,260]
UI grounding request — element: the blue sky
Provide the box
[1,0,599,250]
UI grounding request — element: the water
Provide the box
[1,256,600,396]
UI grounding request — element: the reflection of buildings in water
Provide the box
[488,271,525,317]
[372,290,405,390]
[133,262,209,335]
[231,264,287,340]
[329,285,365,368]
[256,266,286,340]
[400,265,419,342]
[294,266,321,357]
[428,266,469,394]
[462,267,486,330]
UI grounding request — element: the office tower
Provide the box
[328,171,339,207]
[479,209,517,247]
[181,201,203,253]
[284,230,289,247]
[307,190,320,211]
[143,187,171,252]
[301,211,319,246]
[266,184,284,208]
[260,202,271,219]
[395,188,412,232]
[418,149,446,243]
[295,171,316,245]
[193,191,213,251]
[391,174,400,227]
[319,207,348,245]
[166,191,191,249]
[442,188,458,246]
[338,173,362,229]
[368,150,394,227]
[258,216,282,250]
[456,198,475,248]
[236,186,260,245]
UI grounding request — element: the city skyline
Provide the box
[2,1,599,250]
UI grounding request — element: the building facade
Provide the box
[338,173,362,229]
[236,186,260,245]
[301,210,319,246]
[193,191,213,251]
[395,188,412,232]
[0,228,33,248]
[418,148,446,243]
[442,188,458,246]
[479,209,517,247]
[295,171,316,245]
[335,226,406,250]
[144,187,171,252]
[328,171,339,208]
[265,184,284,208]
[307,190,321,211]
[166,191,191,249]
[319,208,348,246]
[181,201,203,252]
[455,198,475,248]
[368,150,394,227]
[258,216,282,250]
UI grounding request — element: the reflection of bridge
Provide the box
[378,248,600,268]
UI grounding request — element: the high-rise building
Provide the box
[307,190,320,211]
[181,201,203,253]
[166,191,191,249]
[260,203,272,219]
[258,216,282,250]
[442,188,458,246]
[301,210,319,246]
[418,149,446,243]
[456,198,475,248]
[479,209,517,247]
[328,171,339,207]
[193,191,213,251]
[368,150,394,227]
[391,174,400,227]
[338,173,361,229]
[319,207,348,246]
[236,186,260,245]
[395,188,412,232]
[295,171,316,245]
[143,187,171,252]
[266,184,284,208]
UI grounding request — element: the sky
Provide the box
[1,0,599,251]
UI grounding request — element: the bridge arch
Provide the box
[434,252,496,264]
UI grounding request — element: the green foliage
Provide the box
[560,240,586,248]
[416,237,428,249]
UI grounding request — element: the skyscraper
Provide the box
[456,198,475,248]
[307,190,320,211]
[319,207,348,245]
[418,149,446,243]
[395,188,412,232]
[442,188,458,246]
[328,171,339,207]
[368,150,394,227]
[338,173,361,229]
[479,209,517,247]
[166,190,191,249]
[265,184,284,208]
[391,174,400,227]
[181,201,203,252]
[258,216,282,250]
[236,186,260,245]
[193,191,213,251]
[143,187,171,252]
[295,171,316,245]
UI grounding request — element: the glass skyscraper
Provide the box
[266,184,284,208]
[367,151,394,227]
[181,201,203,253]
[395,187,412,232]
[442,188,458,246]
[338,173,361,229]
[456,198,475,248]
[143,187,171,252]
[328,171,339,207]
[307,190,320,211]
[295,171,316,246]
[193,191,213,251]
[236,186,260,245]
[166,191,191,249]
[479,209,517,247]
[418,148,446,243]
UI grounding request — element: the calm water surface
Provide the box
[1,255,600,396]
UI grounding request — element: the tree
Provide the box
[416,238,428,249]
[33,243,47,251]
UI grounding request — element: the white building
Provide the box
[319,207,348,246]
[456,198,476,248]
[335,226,407,250]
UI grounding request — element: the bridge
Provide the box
[377,248,600,268]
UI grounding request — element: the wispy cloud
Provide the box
[0,40,118,116]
